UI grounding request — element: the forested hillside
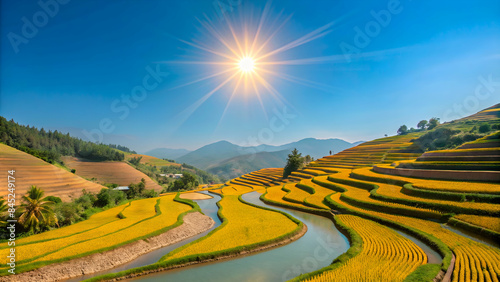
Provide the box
[0,116,127,163]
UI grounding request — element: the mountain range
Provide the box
[142,148,191,160]
[144,138,363,180]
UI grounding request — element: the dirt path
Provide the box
[3,212,214,282]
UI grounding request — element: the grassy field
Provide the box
[0,143,104,201]
[62,156,163,191]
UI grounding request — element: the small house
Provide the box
[113,186,129,191]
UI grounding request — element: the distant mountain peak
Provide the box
[176,137,359,174]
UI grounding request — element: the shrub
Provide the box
[70,169,76,174]
[413,128,461,151]
[129,156,142,166]
[55,202,81,226]
[74,190,97,209]
[96,189,126,207]
[142,189,158,198]
[479,123,491,133]
[104,183,119,189]
[167,173,198,192]
[45,196,62,204]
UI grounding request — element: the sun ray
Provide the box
[257,68,335,93]
[216,73,244,131]
[198,16,241,58]
[161,60,236,66]
[255,20,336,61]
[166,4,346,125]
[169,67,239,91]
[222,12,245,57]
[252,71,287,108]
[173,72,239,129]
[256,54,345,65]
[178,38,238,61]
[249,1,272,57]
[250,75,268,120]
[252,13,292,58]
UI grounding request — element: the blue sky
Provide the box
[1,0,499,152]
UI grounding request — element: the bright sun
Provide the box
[238,57,255,73]
[169,5,336,124]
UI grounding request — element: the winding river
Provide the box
[128,191,350,282]
[73,190,443,281]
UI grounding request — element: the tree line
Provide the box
[108,144,137,154]
[0,116,131,163]
[397,118,440,135]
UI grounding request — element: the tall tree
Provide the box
[18,186,58,233]
[427,118,440,130]
[417,120,428,130]
[397,125,408,135]
[283,148,303,178]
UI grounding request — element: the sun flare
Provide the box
[169,3,338,126]
[238,57,255,73]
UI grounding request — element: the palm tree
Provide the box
[18,186,58,233]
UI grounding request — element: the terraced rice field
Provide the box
[454,214,500,233]
[332,169,500,216]
[231,168,285,187]
[4,119,500,281]
[262,163,500,281]
[383,131,500,180]
[304,215,426,282]
[300,179,335,209]
[254,132,500,281]
[125,153,181,167]
[352,166,500,194]
[282,183,312,204]
[0,144,103,201]
[308,133,423,169]
[458,103,500,121]
[326,193,500,282]
[0,194,193,274]
[62,156,163,191]
[161,184,300,262]
[263,185,317,210]
[318,171,443,218]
